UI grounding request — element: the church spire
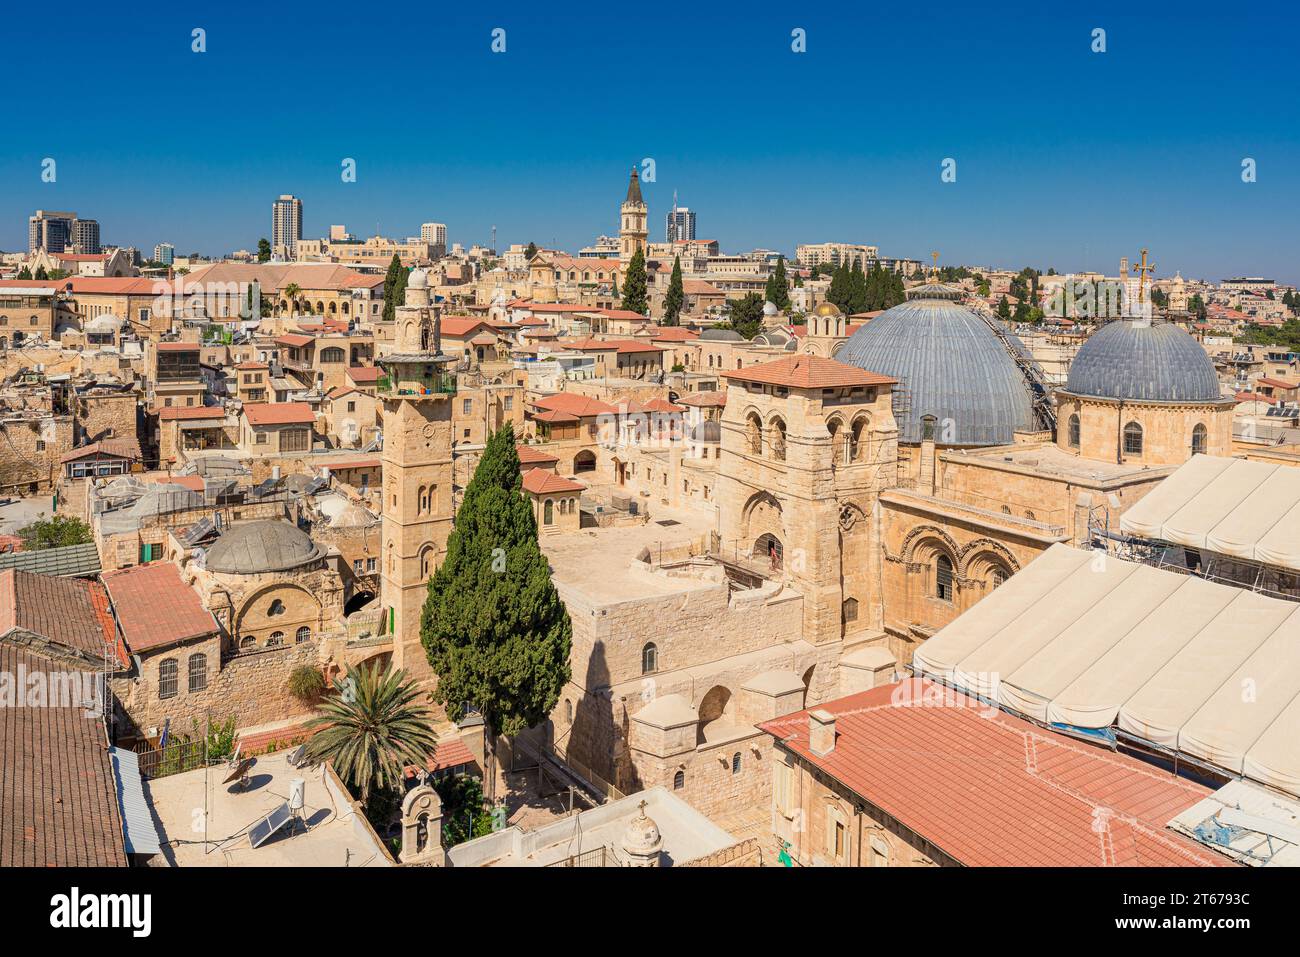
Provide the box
[625,166,644,206]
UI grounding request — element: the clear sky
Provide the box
[2,2,1296,282]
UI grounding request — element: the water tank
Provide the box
[289,778,306,810]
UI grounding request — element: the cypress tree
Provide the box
[996,295,1012,321]
[525,241,538,261]
[772,256,791,311]
[663,255,684,326]
[34,265,48,281]
[382,254,405,323]
[421,423,572,794]
[621,248,648,314]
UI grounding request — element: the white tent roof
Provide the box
[913,543,1300,799]
[1120,455,1300,570]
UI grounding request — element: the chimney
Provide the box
[809,709,836,756]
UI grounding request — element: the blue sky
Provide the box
[2,2,1296,281]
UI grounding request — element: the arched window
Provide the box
[268,599,285,616]
[420,545,434,577]
[935,554,954,602]
[673,770,685,790]
[267,631,285,647]
[869,836,890,867]
[564,699,573,723]
[295,626,311,644]
[991,567,1009,589]
[842,597,859,623]
[1191,422,1207,455]
[187,653,207,693]
[1067,413,1080,448]
[850,416,869,461]
[641,642,657,675]
[1025,510,1036,521]
[746,412,763,455]
[543,499,554,525]
[731,752,742,775]
[159,658,178,699]
[769,417,787,461]
[921,414,938,442]
[1123,420,1143,455]
[240,635,256,651]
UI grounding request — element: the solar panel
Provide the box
[248,802,294,849]
[302,477,329,495]
[252,478,281,497]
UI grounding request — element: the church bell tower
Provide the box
[619,167,648,266]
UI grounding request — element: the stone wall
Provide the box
[680,836,765,867]
[0,414,72,492]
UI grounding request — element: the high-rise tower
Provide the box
[376,268,457,682]
[619,167,648,266]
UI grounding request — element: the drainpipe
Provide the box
[1115,399,1124,465]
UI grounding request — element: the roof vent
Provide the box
[809,709,836,756]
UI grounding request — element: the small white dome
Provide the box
[763,300,779,316]
[407,268,429,289]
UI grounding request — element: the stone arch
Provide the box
[697,684,733,744]
[741,490,784,557]
[234,581,322,647]
[826,413,848,463]
[574,449,596,473]
[767,413,787,461]
[849,413,871,462]
[898,525,961,567]
[744,409,764,455]
[957,538,1022,578]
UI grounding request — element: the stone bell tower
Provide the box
[619,167,648,267]
[378,268,456,682]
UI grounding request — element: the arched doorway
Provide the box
[574,449,596,473]
[344,590,375,616]
[697,685,733,745]
[753,533,783,571]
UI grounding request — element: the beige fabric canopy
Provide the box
[1120,455,1300,571]
[913,543,1300,799]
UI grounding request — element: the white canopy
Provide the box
[1120,455,1300,571]
[913,543,1300,799]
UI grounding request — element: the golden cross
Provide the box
[1133,248,1157,304]
[930,250,940,279]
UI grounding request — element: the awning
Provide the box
[1120,455,1300,571]
[110,747,162,856]
[913,543,1300,799]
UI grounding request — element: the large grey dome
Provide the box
[836,294,1037,445]
[205,520,324,574]
[1065,319,1221,403]
[699,328,744,342]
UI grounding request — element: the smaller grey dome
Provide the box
[1066,318,1222,403]
[690,420,721,443]
[205,520,324,574]
[763,300,779,316]
[699,329,743,341]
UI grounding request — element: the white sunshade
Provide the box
[916,542,1300,799]
[1120,455,1300,571]
[1119,454,1235,540]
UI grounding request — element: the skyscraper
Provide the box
[272,195,303,257]
[70,218,100,254]
[154,243,175,265]
[28,210,76,253]
[421,222,447,257]
[665,193,696,243]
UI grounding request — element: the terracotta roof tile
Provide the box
[101,562,217,654]
[722,354,896,390]
[516,445,560,465]
[521,468,585,495]
[244,402,315,426]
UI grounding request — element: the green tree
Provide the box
[16,266,32,280]
[283,282,301,316]
[420,423,572,799]
[303,662,439,807]
[435,774,495,847]
[525,241,538,261]
[620,248,648,314]
[34,265,48,281]
[257,238,271,262]
[382,254,406,323]
[18,514,92,550]
[765,256,791,311]
[724,292,766,339]
[662,255,684,326]
[996,295,1012,321]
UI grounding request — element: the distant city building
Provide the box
[581,235,620,258]
[329,224,352,242]
[272,195,303,257]
[153,243,175,265]
[28,210,99,254]
[666,205,696,243]
[421,223,448,256]
[796,242,880,269]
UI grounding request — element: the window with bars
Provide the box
[936,555,954,602]
[1123,421,1143,455]
[188,653,207,692]
[159,658,178,699]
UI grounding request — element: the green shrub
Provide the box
[287,666,327,703]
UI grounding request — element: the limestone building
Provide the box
[376,268,456,681]
[618,168,648,267]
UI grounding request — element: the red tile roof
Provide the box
[0,569,125,666]
[322,457,381,471]
[60,437,140,463]
[275,334,313,348]
[158,405,226,421]
[347,365,380,383]
[235,361,268,370]
[649,327,701,341]
[677,391,727,407]
[532,409,579,424]
[439,317,495,337]
[1235,391,1277,405]
[516,445,560,466]
[522,468,586,495]
[243,401,315,426]
[533,393,618,417]
[1257,376,1297,390]
[403,737,478,779]
[760,679,1229,868]
[723,354,896,389]
[157,341,201,352]
[102,562,217,654]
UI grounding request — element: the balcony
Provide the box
[377,371,457,398]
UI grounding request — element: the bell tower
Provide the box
[378,269,456,682]
[619,167,648,266]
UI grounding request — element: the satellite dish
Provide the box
[191,547,206,570]
[223,756,255,786]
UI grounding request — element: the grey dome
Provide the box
[836,296,1036,445]
[699,328,743,342]
[205,520,324,574]
[690,420,721,443]
[1066,319,1221,403]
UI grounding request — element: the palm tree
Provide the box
[302,663,438,806]
[283,283,301,316]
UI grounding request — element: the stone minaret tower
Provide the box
[378,268,456,683]
[619,167,648,266]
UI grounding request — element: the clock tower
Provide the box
[377,268,456,682]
